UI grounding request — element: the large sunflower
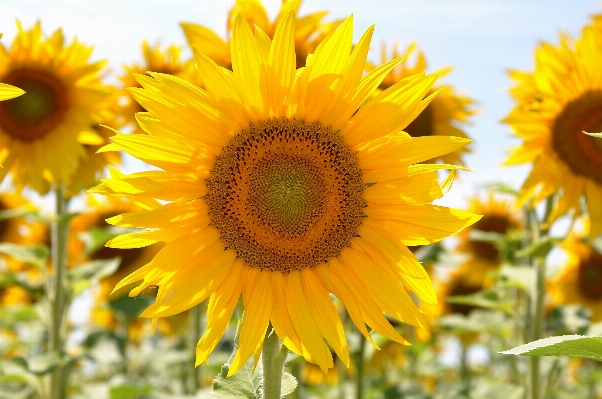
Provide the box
[370,43,475,166]
[0,22,110,194]
[503,16,602,239]
[181,0,341,70]
[548,235,602,321]
[120,41,197,134]
[92,13,479,375]
[456,194,521,284]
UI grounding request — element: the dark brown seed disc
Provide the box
[577,249,602,300]
[205,118,366,273]
[0,68,69,141]
[470,215,514,261]
[551,90,602,184]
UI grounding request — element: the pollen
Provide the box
[0,68,69,141]
[205,118,365,273]
[551,90,602,184]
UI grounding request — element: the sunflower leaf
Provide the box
[212,348,261,399]
[281,372,297,396]
[447,288,514,314]
[0,243,48,267]
[499,335,602,361]
[515,236,560,258]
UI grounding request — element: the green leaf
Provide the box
[516,236,560,258]
[500,265,535,293]
[281,372,297,396]
[68,258,121,284]
[447,288,514,314]
[109,295,154,318]
[78,227,122,256]
[213,350,261,399]
[0,243,48,266]
[109,383,153,399]
[499,335,602,361]
[0,207,35,221]
[412,243,443,264]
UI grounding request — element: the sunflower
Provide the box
[120,41,197,134]
[181,0,341,70]
[548,235,602,321]
[0,22,110,194]
[456,194,521,285]
[370,42,475,166]
[0,192,46,274]
[91,13,479,375]
[66,93,123,195]
[503,16,602,239]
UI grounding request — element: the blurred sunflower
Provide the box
[120,41,197,134]
[503,16,602,239]
[181,0,341,70]
[0,22,110,194]
[370,43,475,166]
[549,237,602,321]
[0,192,46,275]
[456,194,521,284]
[92,13,479,374]
[66,96,123,195]
[368,340,406,375]
[302,358,343,386]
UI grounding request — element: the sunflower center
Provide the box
[551,90,602,184]
[206,118,365,273]
[449,280,482,316]
[470,215,512,261]
[577,250,602,300]
[0,69,69,141]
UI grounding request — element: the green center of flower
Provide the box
[206,118,365,273]
[251,155,324,236]
[0,68,69,141]
[577,250,602,300]
[551,90,602,184]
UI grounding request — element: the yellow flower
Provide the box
[120,41,197,134]
[370,43,475,165]
[0,22,111,194]
[368,340,406,375]
[456,194,521,284]
[302,360,341,386]
[92,13,479,375]
[503,16,602,239]
[181,0,341,70]
[548,235,602,321]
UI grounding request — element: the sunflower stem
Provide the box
[49,183,69,399]
[355,333,366,399]
[188,304,202,394]
[262,326,288,399]
[529,197,554,399]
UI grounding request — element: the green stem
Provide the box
[188,304,202,394]
[460,342,470,395]
[542,359,559,399]
[262,326,289,399]
[355,334,366,399]
[529,197,554,399]
[50,184,69,399]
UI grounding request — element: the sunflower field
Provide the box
[1,1,602,398]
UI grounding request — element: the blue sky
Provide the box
[0,0,599,209]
